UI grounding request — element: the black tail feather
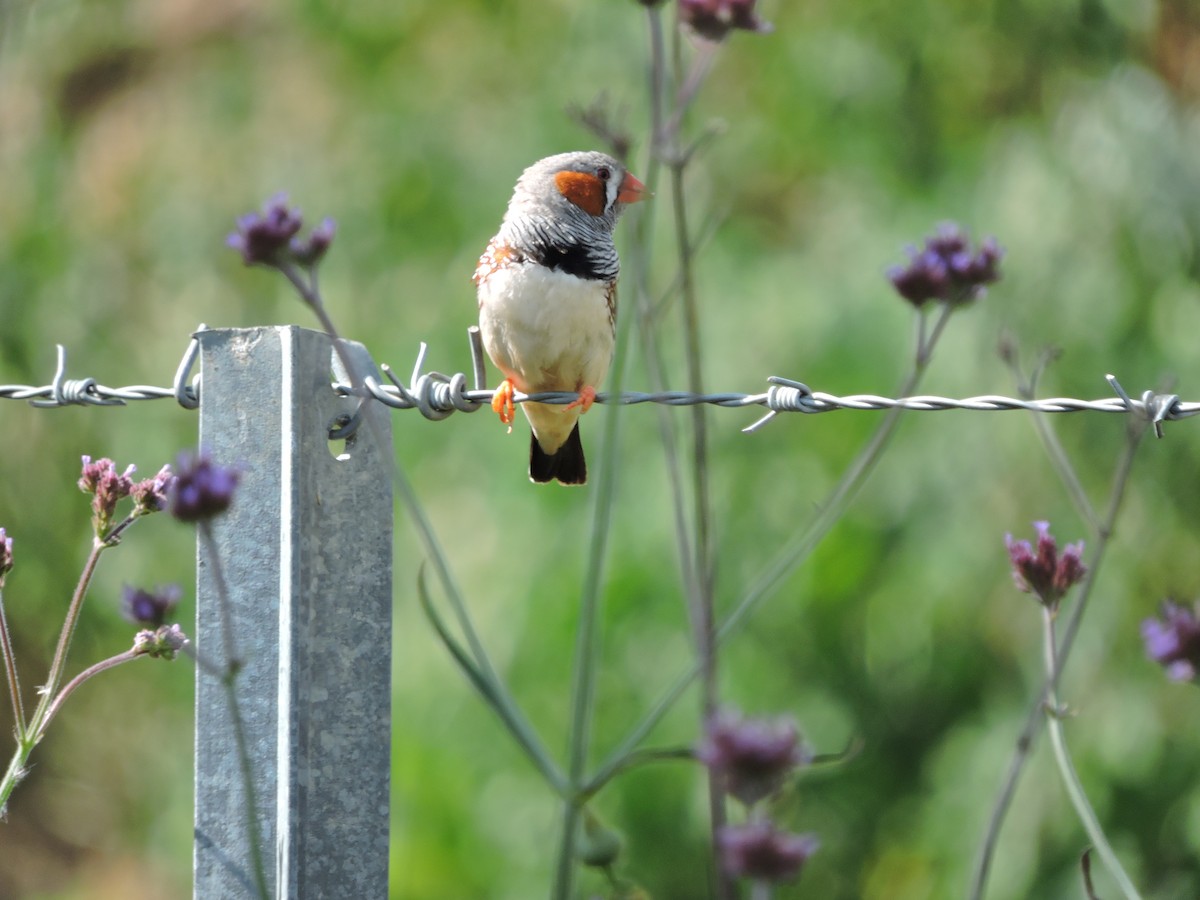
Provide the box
[529,424,587,485]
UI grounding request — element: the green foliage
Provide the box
[2,0,1200,897]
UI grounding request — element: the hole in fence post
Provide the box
[328,412,356,461]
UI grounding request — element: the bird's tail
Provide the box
[529,423,586,485]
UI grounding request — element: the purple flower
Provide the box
[227,196,337,270]
[131,464,175,516]
[697,709,810,806]
[78,456,137,539]
[1142,601,1200,683]
[133,623,188,660]
[1005,521,1086,611]
[170,452,239,522]
[289,216,337,266]
[888,224,1003,307]
[718,821,819,883]
[679,0,773,41]
[122,584,182,628]
[226,194,304,267]
[0,528,12,585]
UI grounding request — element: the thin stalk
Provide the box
[635,5,701,618]
[720,305,950,642]
[38,538,105,715]
[670,118,730,900]
[39,649,140,733]
[199,522,241,673]
[418,568,566,794]
[0,590,24,736]
[591,306,954,793]
[1007,360,1099,531]
[222,673,270,900]
[969,420,1145,899]
[281,257,564,832]
[197,515,268,898]
[1041,608,1142,900]
[552,169,641,900]
[287,262,516,705]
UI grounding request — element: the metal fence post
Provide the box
[193,326,392,898]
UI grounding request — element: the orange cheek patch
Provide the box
[554,171,606,217]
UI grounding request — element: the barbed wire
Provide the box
[1,327,1194,438]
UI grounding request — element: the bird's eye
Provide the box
[596,166,611,181]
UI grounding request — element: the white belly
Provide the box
[478,261,615,453]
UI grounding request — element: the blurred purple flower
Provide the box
[290,217,337,266]
[133,623,188,660]
[1142,600,1200,683]
[0,528,12,585]
[228,195,337,270]
[697,709,810,806]
[122,584,181,628]
[718,821,819,883]
[78,456,137,539]
[170,452,239,522]
[680,0,773,41]
[888,224,1003,307]
[1005,521,1086,611]
[226,194,303,267]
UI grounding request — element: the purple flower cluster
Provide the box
[169,453,239,523]
[78,456,175,540]
[227,194,336,270]
[888,224,1003,307]
[1142,601,1200,683]
[0,527,12,586]
[679,0,773,41]
[698,709,818,885]
[122,584,182,628]
[133,623,188,660]
[697,709,810,806]
[718,821,819,882]
[1005,521,1086,611]
[131,465,175,516]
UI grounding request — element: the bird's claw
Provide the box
[492,379,516,432]
[564,385,597,414]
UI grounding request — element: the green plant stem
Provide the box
[199,522,241,673]
[222,671,270,900]
[589,305,953,794]
[417,568,566,794]
[0,589,24,737]
[970,418,1145,900]
[671,128,731,900]
[282,259,560,793]
[39,649,140,733]
[1,517,139,813]
[1041,608,1142,900]
[38,537,106,722]
[551,153,647,900]
[197,517,268,899]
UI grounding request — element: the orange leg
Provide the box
[564,385,597,414]
[491,378,516,431]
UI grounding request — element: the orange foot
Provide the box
[491,378,516,432]
[564,385,597,414]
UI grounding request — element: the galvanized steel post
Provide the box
[193,326,392,898]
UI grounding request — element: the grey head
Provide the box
[497,151,648,281]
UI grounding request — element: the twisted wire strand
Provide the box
[0,330,1193,438]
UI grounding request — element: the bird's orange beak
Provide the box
[618,173,650,204]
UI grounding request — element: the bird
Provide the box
[474,151,648,485]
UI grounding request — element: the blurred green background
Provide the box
[2,0,1200,897]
